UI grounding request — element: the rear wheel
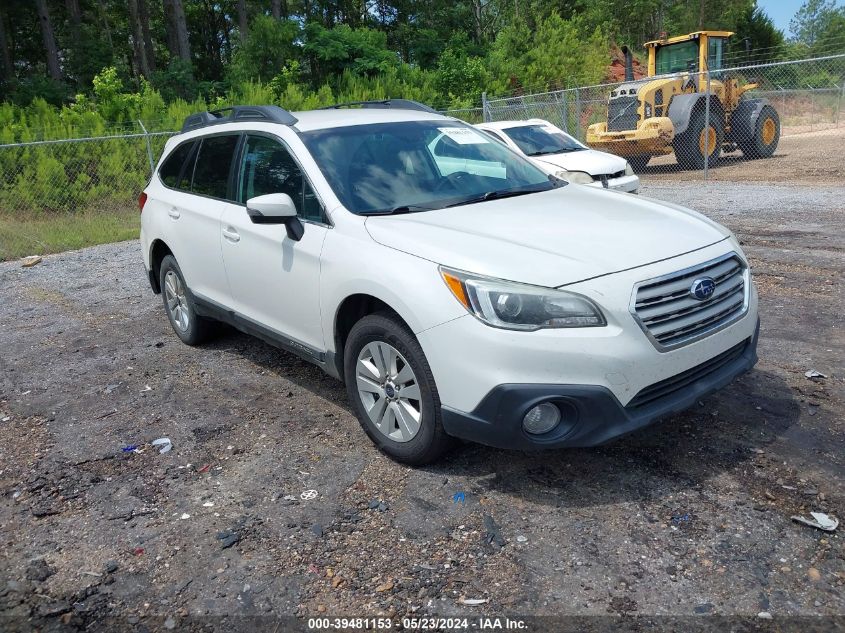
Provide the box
[739,105,780,159]
[344,312,453,465]
[628,155,651,172]
[675,109,724,170]
[159,255,216,345]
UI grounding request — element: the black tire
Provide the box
[674,109,724,170]
[628,155,651,172]
[159,254,216,346]
[739,105,780,159]
[343,312,453,465]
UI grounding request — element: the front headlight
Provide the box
[554,169,594,185]
[440,267,606,330]
[625,162,634,176]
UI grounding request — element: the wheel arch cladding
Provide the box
[333,293,414,380]
[728,98,771,143]
[668,93,724,136]
[149,239,174,294]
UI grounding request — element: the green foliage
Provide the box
[228,16,302,85]
[733,4,787,64]
[304,23,399,84]
[790,0,843,47]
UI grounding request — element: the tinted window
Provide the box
[238,135,325,223]
[655,40,699,75]
[192,135,239,199]
[159,141,195,189]
[502,125,584,156]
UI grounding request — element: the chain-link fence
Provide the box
[1,53,843,261]
[0,125,175,260]
[444,54,845,180]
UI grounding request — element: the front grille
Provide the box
[632,254,748,349]
[598,169,626,180]
[607,96,639,131]
[627,338,749,409]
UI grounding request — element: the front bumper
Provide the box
[586,173,640,193]
[586,117,675,157]
[441,320,759,450]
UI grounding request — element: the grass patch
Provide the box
[0,207,140,262]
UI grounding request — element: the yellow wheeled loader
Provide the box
[586,31,780,171]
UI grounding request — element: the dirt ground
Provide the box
[644,126,845,186]
[1,176,844,632]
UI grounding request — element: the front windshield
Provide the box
[299,120,556,214]
[502,124,585,156]
[655,40,699,75]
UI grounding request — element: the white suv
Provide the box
[141,101,759,465]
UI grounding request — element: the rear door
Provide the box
[158,133,240,305]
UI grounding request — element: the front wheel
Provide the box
[344,313,453,465]
[628,155,651,172]
[675,109,724,170]
[739,105,780,159]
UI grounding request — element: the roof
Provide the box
[643,30,734,47]
[476,119,552,131]
[291,107,449,132]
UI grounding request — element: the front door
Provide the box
[220,133,329,353]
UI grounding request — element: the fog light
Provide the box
[522,402,561,435]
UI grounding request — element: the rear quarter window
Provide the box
[158,141,195,189]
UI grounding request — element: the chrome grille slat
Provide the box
[631,253,749,350]
[636,264,741,308]
[636,259,739,304]
[639,277,745,324]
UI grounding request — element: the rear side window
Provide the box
[192,135,239,199]
[159,141,195,189]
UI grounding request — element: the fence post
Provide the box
[138,119,155,175]
[703,71,711,182]
[562,90,570,134]
[481,92,491,123]
[807,85,816,130]
[574,87,581,140]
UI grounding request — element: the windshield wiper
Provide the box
[445,186,550,208]
[359,204,439,216]
[529,148,580,156]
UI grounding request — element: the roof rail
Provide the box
[318,99,438,114]
[181,105,298,133]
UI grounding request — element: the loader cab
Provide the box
[645,31,732,77]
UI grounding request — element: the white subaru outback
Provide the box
[140,101,759,465]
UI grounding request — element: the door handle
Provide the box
[222,227,240,243]
[168,207,181,219]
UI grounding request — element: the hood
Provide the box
[533,148,628,176]
[365,186,729,288]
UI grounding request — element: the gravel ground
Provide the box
[644,127,845,186]
[1,181,843,632]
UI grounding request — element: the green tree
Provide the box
[789,0,841,46]
[227,15,301,85]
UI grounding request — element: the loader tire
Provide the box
[628,155,651,172]
[739,105,780,159]
[675,109,724,170]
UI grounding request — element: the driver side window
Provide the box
[237,135,326,223]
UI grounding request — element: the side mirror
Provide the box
[246,193,304,241]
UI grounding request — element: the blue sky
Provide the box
[759,0,804,35]
[759,0,842,36]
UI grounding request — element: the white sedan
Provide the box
[475,119,640,193]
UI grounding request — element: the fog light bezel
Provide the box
[522,402,562,435]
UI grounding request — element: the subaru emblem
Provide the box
[690,277,716,301]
